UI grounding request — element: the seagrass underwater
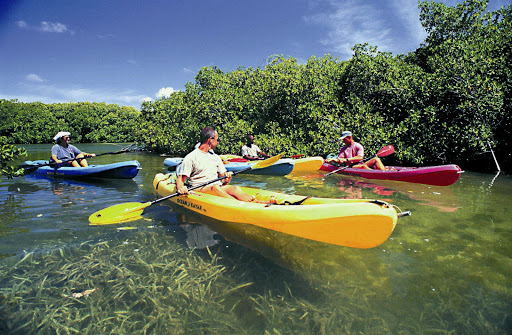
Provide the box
[0,144,511,334]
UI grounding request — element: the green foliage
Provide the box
[411,0,511,167]
[2,1,510,171]
[137,55,347,158]
[0,136,27,178]
[0,100,141,144]
[135,0,511,173]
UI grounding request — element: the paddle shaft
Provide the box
[325,145,394,176]
[325,155,376,176]
[20,149,133,171]
[88,153,284,224]
[151,166,252,206]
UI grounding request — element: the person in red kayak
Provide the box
[176,127,276,204]
[325,131,386,170]
[241,134,271,161]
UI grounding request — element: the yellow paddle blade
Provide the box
[89,201,150,225]
[252,153,284,169]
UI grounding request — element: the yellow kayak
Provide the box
[218,154,242,161]
[218,155,323,172]
[153,173,409,248]
[291,156,324,172]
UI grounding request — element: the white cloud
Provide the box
[304,0,427,58]
[40,21,71,33]
[6,82,148,109]
[305,0,393,59]
[17,20,28,29]
[25,73,45,82]
[127,59,137,64]
[16,20,74,34]
[390,0,427,45]
[2,80,180,109]
[183,67,195,74]
[156,87,176,98]
[97,33,115,39]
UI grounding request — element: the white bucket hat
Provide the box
[53,131,71,141]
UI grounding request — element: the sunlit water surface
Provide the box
[1,144,511,334]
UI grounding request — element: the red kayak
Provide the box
[320,163,463,186]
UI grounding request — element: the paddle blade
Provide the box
[89,202,150,225]
[20,165,39,174]
[251,153,285,169]
[377,145,395,158]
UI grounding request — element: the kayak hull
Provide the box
[164,157,294,176]
[24,160,141,179]
[153,173,400,248]
[163,157,183,169]
[320,163,462,186]
[217,155,324,172]
[224,159,294,175]
[291,156,324,172]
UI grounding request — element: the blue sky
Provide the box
[0,0,508,109]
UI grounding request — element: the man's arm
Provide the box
[258,150,271,158]
[50,154,62,164]
[176,175,189,194]
[218,171,233,185]
[345,155,363,165]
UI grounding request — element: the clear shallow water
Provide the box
[1,144,511,334]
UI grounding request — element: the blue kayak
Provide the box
[163,157,184,169]
[23,160,141,179]
[163,157,294,176]
[224,159,294,175]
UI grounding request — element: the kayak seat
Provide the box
[155,172,178,190]
[280,197,310,206]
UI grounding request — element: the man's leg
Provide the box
[201,184,276,203]
[364,157,385,170]
[200,184,253,201]
[75,154,89,167]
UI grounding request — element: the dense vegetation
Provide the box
[138,0,511,171]
[1,0,510,173]
[0,136,27,178]
[0,100,141,144]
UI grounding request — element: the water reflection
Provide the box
[286,171,460,212]
[0,172,141,259]
[333,175,459,212]
[2,144,511,334]
[169,204,392,286]
[23,174,140,192]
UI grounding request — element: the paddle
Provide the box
[229,154,302,162]
[19,148,135,173]
[325,145,395,176]
[88,153,285,225]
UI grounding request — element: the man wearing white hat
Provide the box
[50,132,95,167]
[325,131,385,170]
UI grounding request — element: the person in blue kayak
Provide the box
[50,131,95,167]
[176,127,276,204]
[325,131,386,170]
[241,134,271,161]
